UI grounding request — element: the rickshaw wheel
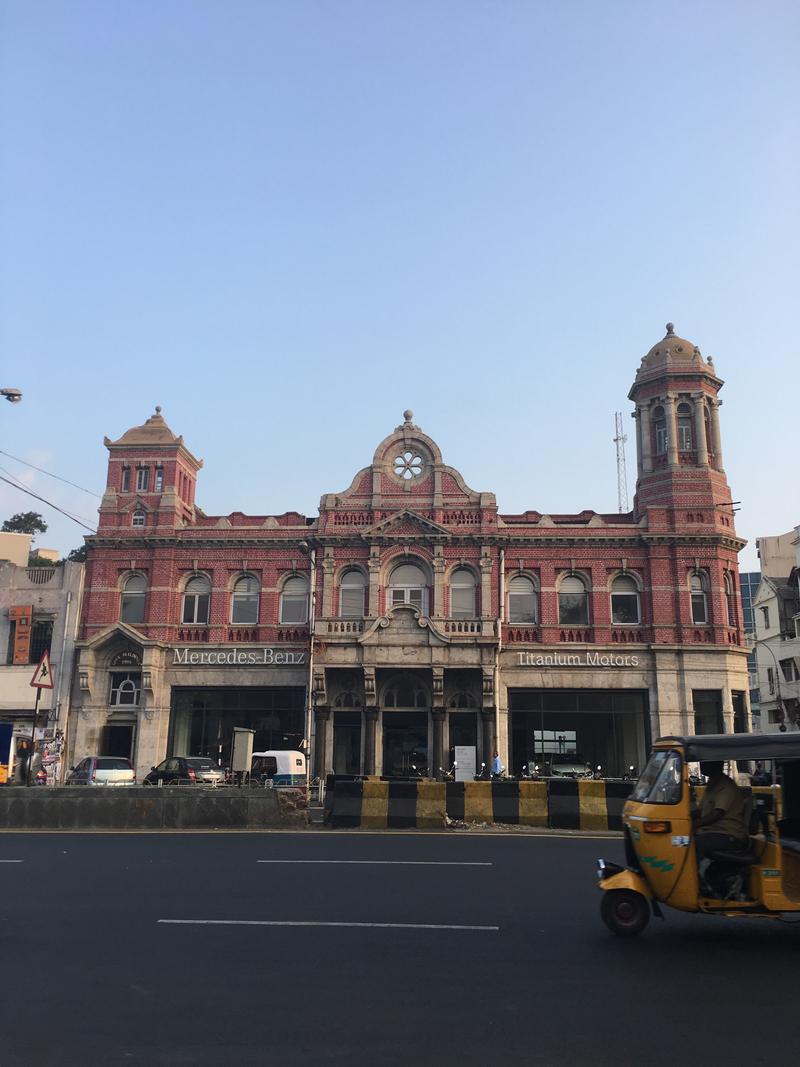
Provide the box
[600,890,650,937]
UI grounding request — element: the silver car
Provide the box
[66,756,136,786]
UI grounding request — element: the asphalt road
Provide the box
[1,830,797,1066]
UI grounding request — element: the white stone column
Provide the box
[709,398,725,470]
[639,404,653,474]
[665,396,679,467]
[693,393,709,466]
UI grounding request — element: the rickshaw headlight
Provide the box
[643,820,672,834]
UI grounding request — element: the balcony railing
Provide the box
[503,624,541,644]
[325,620,365,635]
[443,619,482,635]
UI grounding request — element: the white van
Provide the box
[251,750,306,787]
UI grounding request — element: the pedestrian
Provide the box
[491,751,505,777]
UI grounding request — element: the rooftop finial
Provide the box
[155,405,162,416]
[665,322,675,336]
[403,409,414,424]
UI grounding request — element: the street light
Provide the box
[1,388,22,404]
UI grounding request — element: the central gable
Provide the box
[362,510,451,540]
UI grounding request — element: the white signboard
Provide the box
[454,746,477,782]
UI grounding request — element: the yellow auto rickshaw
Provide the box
[596,732,800,936]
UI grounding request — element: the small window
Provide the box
[231,576,259,625]
[340,570,366,618]
[450,568,477,618]
[29,620,53,663]
[136,467,150,492]
[120,575,146,624]
[724,572,736,627]
[611,575,640,625]
[508,575,537,624]
[182,575,210,625]
[121,467,130,492]
[280,575,309,624]
[132,509,146,528]
[155,468,163,492]
[760,606,770,631]
[558,575,589,626]
[109,672,141,706]
[767,667,775,695]
[652,405,667,455]
[677,402,693,451]
[690,572,708,624]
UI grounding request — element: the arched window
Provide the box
[132,509,146,528]
[182,575,210,625]
[280,575,309,624]
[450,567,477,618]
[507,575,537,623]
[340,570,366,618]
[333,691,362,708]
[120,574,146,624]
[611,574,640,625]
[677,402,693,451]
[558,574,589,626]
[109,672,141,706]
[690,572,708,624]
[724,572,736,627]
[448,692,477,709]
[388,563,428,614]
[652,405,667,455]
[232,575,259,625]
[383,677,427,708]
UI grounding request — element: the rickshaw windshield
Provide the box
[630,750,683,804]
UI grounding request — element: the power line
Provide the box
[0,448,101,498]
[0,473,96,533]
[0,465,98,527]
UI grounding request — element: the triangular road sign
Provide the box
[30,650,54,689]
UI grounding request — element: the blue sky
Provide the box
[1,1,797,568]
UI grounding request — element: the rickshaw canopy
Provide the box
[655,733,800,762]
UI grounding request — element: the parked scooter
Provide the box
[439,762,457,781]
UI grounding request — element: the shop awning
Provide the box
[656,733,800,761]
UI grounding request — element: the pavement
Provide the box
[1,830,797,1066]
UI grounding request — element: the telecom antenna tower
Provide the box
[613,412,629,513]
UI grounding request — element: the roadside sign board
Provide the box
[30,650,54,690]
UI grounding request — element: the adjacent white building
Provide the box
[752,527,800,732]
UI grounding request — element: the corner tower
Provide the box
[629,324,734,525]
[97,407,203,534]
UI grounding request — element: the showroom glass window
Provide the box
[182,575,210,625]
[231,576,259,625]
[280,576,309,624]
[558,575,589,625]
[389,564,428,614]
[690,572,708,624]
[450,568,477,618]
[611,575,640,625]
[120,575,146,624]
[340,570,366,618]
[507,575,537,623]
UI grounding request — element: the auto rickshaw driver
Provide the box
[692,760,750,894]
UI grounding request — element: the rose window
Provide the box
[393,450,423,480]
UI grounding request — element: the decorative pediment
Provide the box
[359,604,449,647]
[361,510,451,540]
[81,622,157,652]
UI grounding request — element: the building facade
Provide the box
[72,326,751,779]
[752,527,800,732]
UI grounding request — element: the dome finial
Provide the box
[665,322,675,336]
[155,405,162,416]
[403,408,414,424]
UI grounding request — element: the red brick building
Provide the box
[71,325,750,780]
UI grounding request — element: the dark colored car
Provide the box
[143,756,226,786]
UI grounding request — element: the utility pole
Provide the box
[613,412,629,513]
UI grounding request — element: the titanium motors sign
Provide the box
[172,647,307,667]
[517,651,640,667]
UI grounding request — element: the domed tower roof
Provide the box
[104,407,202,468]
[629,323,721,397]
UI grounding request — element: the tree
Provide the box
[2,512,48,539]
[61,544,88,564]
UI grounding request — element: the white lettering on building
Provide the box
[172,647,306,667]
[516,652,640,668]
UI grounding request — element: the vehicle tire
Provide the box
[600,890,650,937]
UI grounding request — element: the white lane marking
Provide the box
[256,859,492,866]
[0,860,23,863]
[158,919,499,931]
